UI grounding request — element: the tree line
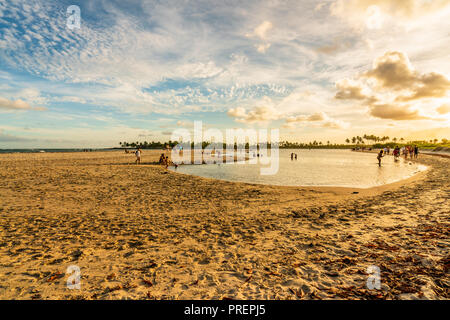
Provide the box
[119,137,449,150]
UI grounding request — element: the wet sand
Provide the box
[0,150,448,299]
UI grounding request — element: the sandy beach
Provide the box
[0,150,448,300]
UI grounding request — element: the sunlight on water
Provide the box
[170,149,427,188]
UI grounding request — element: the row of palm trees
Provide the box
[345,135,405,145]
[279,141,348,148]
[120,138,448,149]
[119,141,179,149]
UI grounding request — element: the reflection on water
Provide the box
[170,149,427,188]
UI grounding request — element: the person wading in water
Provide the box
[377,149,384,167]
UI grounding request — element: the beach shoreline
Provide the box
[0,150,448,300]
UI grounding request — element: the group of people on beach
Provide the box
[126,147,176,169]
[391,145,418,160]
[159,153,173,169]
[377,145,419,166]
[290,153,298,160]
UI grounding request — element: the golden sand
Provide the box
[0,150,448,299]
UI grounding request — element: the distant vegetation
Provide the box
[119,141,179,149]
[118,136,449,150]
[343,136,450,150]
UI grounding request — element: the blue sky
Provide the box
[0,0,449,148]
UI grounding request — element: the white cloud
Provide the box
[0,97,31,110]
[246,20,273,54]
[286,112,326,123]
[228,105,281,124]
[334,51,450,121]
[252,21,273,40]
[284,111,348,129]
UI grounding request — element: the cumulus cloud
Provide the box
[335,51,449,120]
[364,51,416,90]
[284,112,346,129]
[227,105,281,124]
[0,97,31,110]
[335,79,371,100]
[369,104,427,120]
[397,73,450,102]
[362,51,450,101]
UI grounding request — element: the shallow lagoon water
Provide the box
[170,149,427,189]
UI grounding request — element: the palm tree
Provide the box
[345,138,350,144]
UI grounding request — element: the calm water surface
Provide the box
[170,149,427,188]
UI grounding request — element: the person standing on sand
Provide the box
[414,145,419,159]
[377,149,384,167]
[295,153,297,160]
[135,148,142,164]
[291,153,293,160]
